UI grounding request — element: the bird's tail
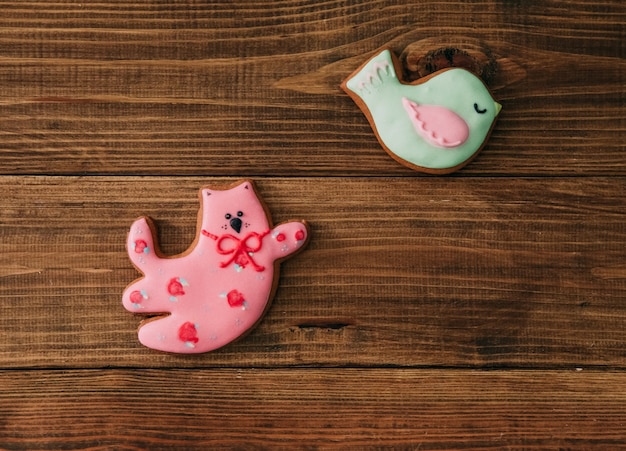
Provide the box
[341,48,400,98]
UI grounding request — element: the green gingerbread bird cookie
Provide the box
[342,47,501,174]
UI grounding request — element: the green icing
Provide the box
[344,49,500,171]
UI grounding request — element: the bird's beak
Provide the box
[494,101,502,116]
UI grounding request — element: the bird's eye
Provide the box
[474,103,487,114]
[225,213,231,220]
[237,211,243,217]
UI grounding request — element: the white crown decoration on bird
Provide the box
[342,47,501,174]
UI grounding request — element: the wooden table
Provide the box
[1,1,624,449]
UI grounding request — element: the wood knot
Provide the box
[400,37,498,86]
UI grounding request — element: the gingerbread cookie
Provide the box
[122,180,309,353]
[341,47,501,174]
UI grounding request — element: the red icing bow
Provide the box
[202,229,269,272]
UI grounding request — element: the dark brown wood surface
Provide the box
[0,1,624,449]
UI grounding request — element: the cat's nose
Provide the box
[230,217,242,233]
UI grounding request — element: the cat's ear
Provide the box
[233,180,253,195]
[202,188,213,197]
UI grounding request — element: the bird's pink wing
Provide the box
[402,98,469,148]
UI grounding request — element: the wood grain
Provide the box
[1,369,625,449]
[0,0,624,448]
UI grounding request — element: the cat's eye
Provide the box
[474,103,487,114]
[237,211,243,217]
[225,213,231,219]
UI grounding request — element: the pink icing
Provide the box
[122,180,309,353]
[401,97,469,148]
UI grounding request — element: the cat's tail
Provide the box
[123,217,172,314]
[126,216,162,271]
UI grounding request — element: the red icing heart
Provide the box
[130,290,144,304]
[167,278,185,296]
[134,239,148,253]
[227,289,246,307]
[178,322,199,344]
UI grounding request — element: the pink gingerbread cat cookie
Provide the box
[122,180,310,353]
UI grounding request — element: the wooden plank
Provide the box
[1,368,625,449]
[0,1,623,176]
[0,176,624,368]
